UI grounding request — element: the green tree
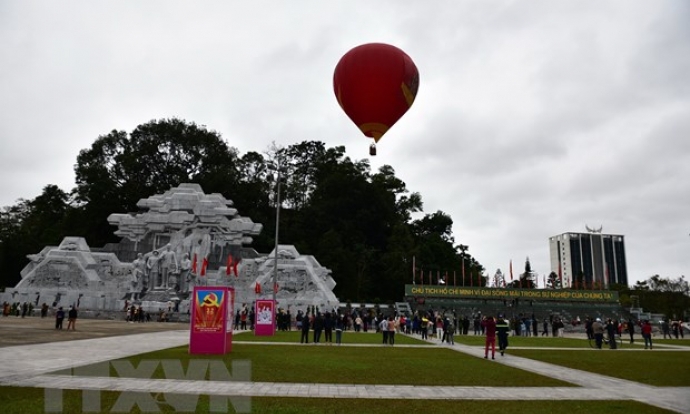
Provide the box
[0,185,73,287]
[627,275,689,319]
[546,271,561,289]
[73,118,240,246]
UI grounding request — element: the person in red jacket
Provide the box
[482,315,497,359]
[641,319,653,350]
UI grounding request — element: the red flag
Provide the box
[255,282,262,294]
[273,282,279,293]
[200,257,208,276]
[233,257,240,277]
[510,260,513,281]
[226,254,234,276]
[191,253,198,274]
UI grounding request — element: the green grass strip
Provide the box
[113,344,572,386]
[507,349,690,386]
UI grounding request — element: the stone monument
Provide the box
[1,184,339,317]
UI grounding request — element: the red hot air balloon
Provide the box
[333,43,419,155]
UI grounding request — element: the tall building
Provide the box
[549,228,628,288]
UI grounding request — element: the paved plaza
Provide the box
[0,317,688,413]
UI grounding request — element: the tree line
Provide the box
[0,118,484,303]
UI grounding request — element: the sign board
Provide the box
[189,286,234,354]
[254,299,276,336]
[404,285,619,303]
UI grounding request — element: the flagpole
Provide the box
[412,256,416,284]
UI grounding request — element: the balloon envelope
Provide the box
[334,43,419,142]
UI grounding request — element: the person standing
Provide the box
[300,312,310,344]
[482,315,497,359]
[324,312,333,345]
[380,316,389,345]
[592,318,605,349]
[446,318,455,345]
[313,313,323,343]
[335,314,344,345]
[606,319,618,349]
[67,305,78,330]
[55,307,65,330]
[584,317,593,339]
[420,315,429,340]
[542,318,549,336]
[641,319,653,349]
[661,319,672,339]
[387,316,396,346]
[496,315,510,356]
[627,318,636,344]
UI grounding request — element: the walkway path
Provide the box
[0,330,688,413]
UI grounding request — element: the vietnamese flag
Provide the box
[233,257,241,277]
[200,257,208,276]
[226,254,234,276]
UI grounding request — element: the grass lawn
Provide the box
[233,329,431,345]
[113,344,573,386]
[507,349,690,386]
[0,387,677,414]
[650,338,690,347]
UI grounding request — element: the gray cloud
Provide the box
[1,1,688,286]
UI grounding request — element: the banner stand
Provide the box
[254,299,276,336]
[189,286,234,354]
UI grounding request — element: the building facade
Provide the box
[549,230,628,288]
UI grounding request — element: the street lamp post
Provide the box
[272,157,282,308]
[458,245,468,286]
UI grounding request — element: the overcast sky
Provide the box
[1,1,688,287]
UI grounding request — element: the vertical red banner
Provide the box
[254,299,276,336]
[189,286,234,354]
